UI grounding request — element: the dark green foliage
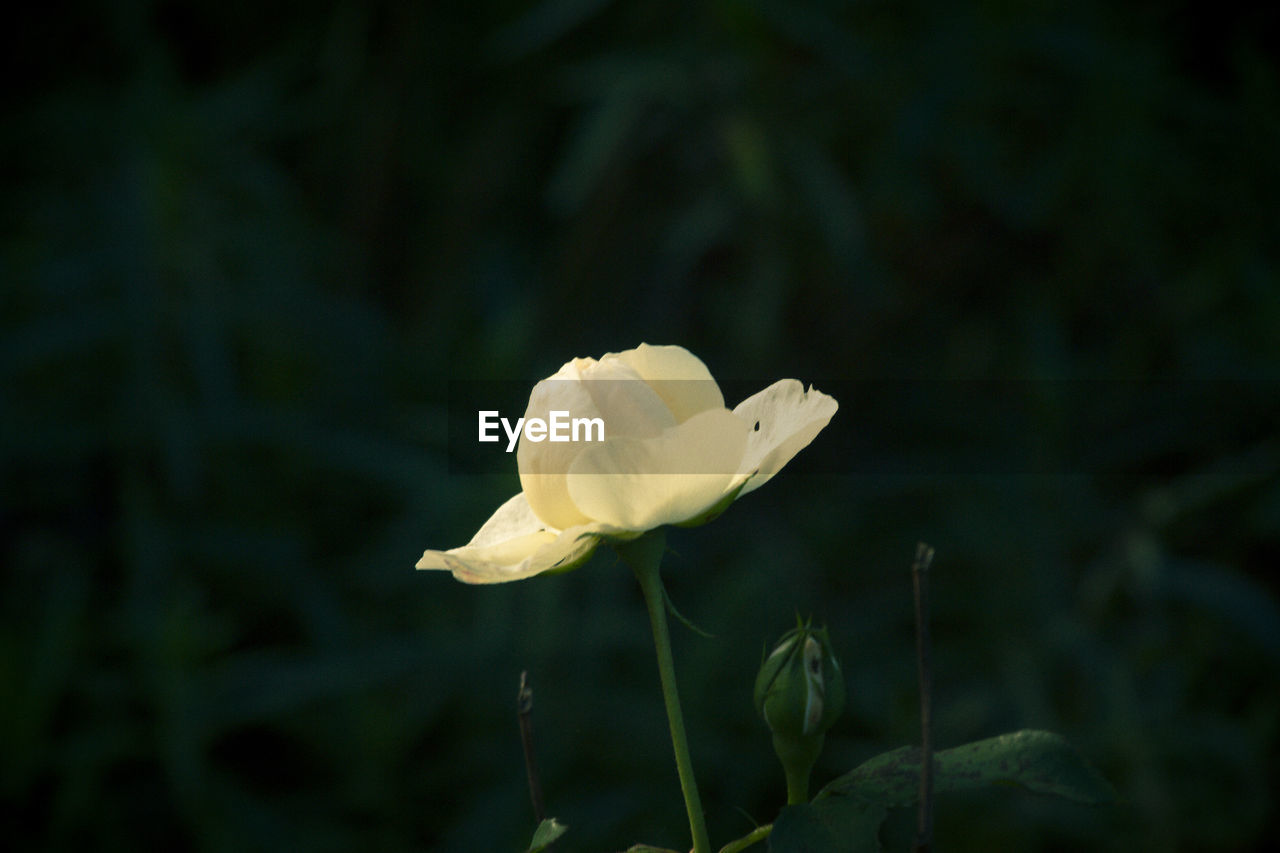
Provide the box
[3,1,1277,851]
[768,730,1116,853]
[820,730,1117,808]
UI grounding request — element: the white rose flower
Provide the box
[417,343,837,583]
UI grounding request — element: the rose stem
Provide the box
[618,530,712,853]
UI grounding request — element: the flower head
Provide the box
[417,343,837,583]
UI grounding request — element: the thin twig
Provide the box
[911,542,936,853]
[517,670,545,822]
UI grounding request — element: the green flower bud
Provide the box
[755,622,845,737]
[754,620,845,803]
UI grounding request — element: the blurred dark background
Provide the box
[4,1,1278,850]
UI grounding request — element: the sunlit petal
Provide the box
[732,379,838,495]
[518,369,603,529]
[415,493,605,583]
[566,408,749,530]
[576,354,676,437]
[614,343,725,422]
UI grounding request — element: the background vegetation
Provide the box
[4,0,1277,850]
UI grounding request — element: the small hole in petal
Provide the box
[753,421,760,431]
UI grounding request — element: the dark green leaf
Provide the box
[768,801,884,853]
[818,729,1117,806]
[771,731,1115,852]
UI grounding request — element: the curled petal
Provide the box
[579,355,677,438]
[733,379,838,495]
[613,343,725,422]
[518,376,603,530]
[566,408,749,530]
[415,493,605,583]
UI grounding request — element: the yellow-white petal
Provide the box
[415,493,604,583]
[613,343,725,422]
[517,370,604,530]
[732,379,838,495]
[578,355,677,438]
[566,408,750,530]
[519,354,680,530]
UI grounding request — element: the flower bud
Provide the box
[754,622,845,739]
[754,620,845,803]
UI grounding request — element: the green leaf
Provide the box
[818,729,1117,806]
[768,801,884,853]
[769,730,1115,852]
[524,817,568,852]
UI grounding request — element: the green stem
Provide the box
[718,823,772,853]
[784,759,810,805]
[618,531,711,853]
[772,732,820,805]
